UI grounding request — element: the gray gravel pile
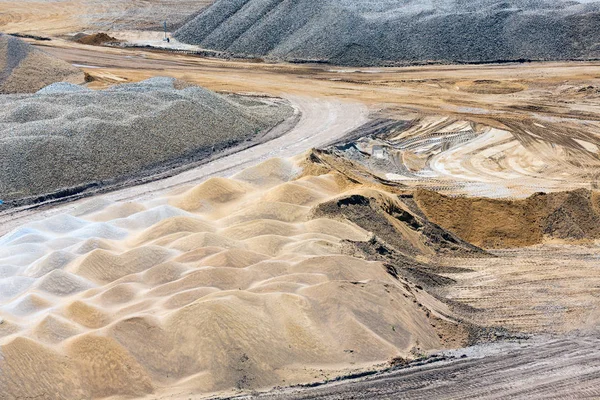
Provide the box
[0,34,84,94]
[175,0,600,66]
[0,77,293,203]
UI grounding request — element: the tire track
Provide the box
[249,336,600,400]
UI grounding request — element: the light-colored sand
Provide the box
[0,156,458,399]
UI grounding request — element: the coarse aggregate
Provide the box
[175,0,600,66]
[0,77,293,202]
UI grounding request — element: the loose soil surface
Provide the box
[243,335,600,400]
[2,8,600,400]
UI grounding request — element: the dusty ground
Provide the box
[1,10,600,399]
[244,335,600,400]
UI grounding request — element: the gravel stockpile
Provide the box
[0,34,84,94]
[0,77,293,203]
[175,0,600,66]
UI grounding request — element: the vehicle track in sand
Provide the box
[0,95,368,236]
[247,335,600,400]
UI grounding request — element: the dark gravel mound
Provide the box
[0,34,84,94]
[0,77,293,204]
[175,0,600,66]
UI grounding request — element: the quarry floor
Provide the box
[1,33,600,398]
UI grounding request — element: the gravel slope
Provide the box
[0,77,293,204]
[175,0,600,66]
[0,34,84,93]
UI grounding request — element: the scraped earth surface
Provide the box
[332,116,600,198]
[250,335,600,400]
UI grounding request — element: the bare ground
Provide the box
[236,335,600,400]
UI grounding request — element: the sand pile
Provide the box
[0,77,293,205]
[175,0,600,66]
[0,154,469,398]
[0,34,84,94]
[415,188,600,248]
[75,32,119,46]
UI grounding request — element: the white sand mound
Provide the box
[0,156,465,398]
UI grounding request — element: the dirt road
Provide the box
[0,95,368,236]
[246,335,600,400]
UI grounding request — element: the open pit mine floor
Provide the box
[1,35,600,399]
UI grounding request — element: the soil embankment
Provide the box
[414,188,600,248]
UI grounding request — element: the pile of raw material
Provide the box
[0,77,293,203]
[415,188,600,248]
[0,34,84,93]
[75,32,119,46]
[175,0,600,66]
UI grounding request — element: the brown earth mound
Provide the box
[76,32,119,46]
[414,188,600,248]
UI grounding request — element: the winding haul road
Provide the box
[0,94,369,236]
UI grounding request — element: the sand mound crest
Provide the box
[242,235,296,257]
[197,248,270,269]
[262,182,325,205]
[172,177,252,212]
[33,315,81,344]
[66,335,153,398]
[35,269,93,296]
[219,201,309,225]
[233,157,299,187]
[168,231,244,252]
[25,250,77,278]
[65,300,111,329]
[0,337,86,399]
[96,283,139,305]
[4,293,52,316]
[72,246,172,283]
[133,215,215,245]
[221,219,302,240]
